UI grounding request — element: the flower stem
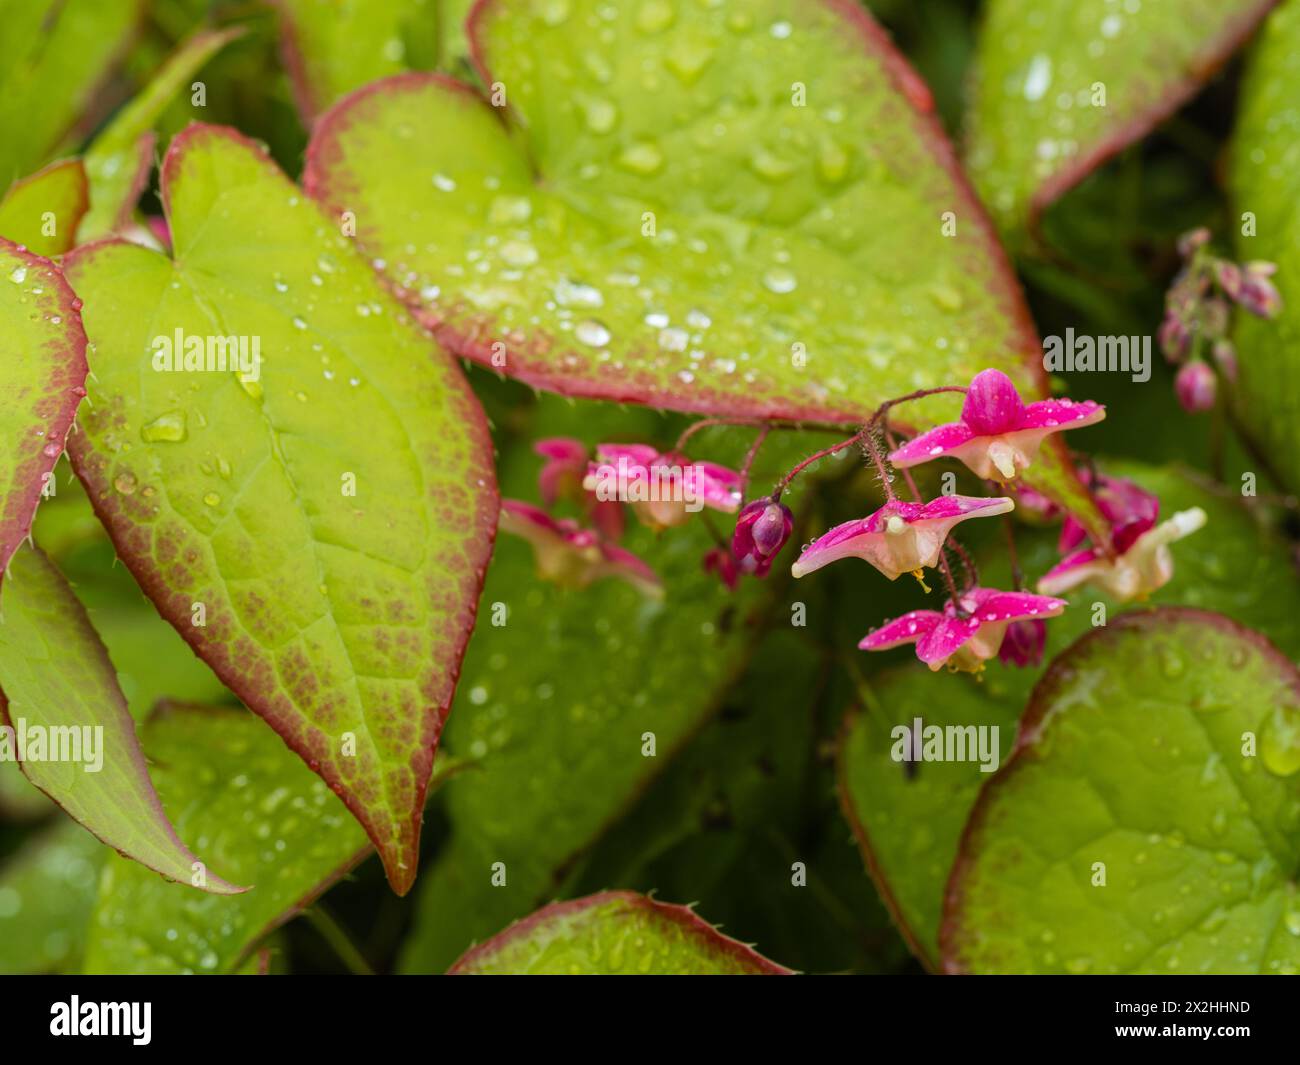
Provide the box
[938,549,966,613]
[673,417,764,453]
[303,906,374,976]
[946,538,980,591]
[773,427,868,496]
[860,426,896,501]
[739,425,771,494]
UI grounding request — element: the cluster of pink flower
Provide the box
[500,368,1208,674]
[1161,227,1281,414]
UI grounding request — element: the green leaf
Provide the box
[273,0,442,122]
[82,702,370,974]
[0,238,86,574]
[449,891,792,974]
[78,27,245,242]
[966,0,1276,239]
[0,546,242,895]
[0,0,143,186]
[943,608,1300,975]
[1231,0,1300,496]
[839,669,1022,971]
[302,0,1049,431]
[0,816,105,974]
[838,460,1300,967]
[64,124,498,894]
[0,159,88,256]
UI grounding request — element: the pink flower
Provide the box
[732,498,793,578]
[702,546,739,591]
[860,588,1067,673]
[889,369,1105,481]
[1038,507,1206,601]
[498,500,661,597]
[998,619,1046,668]
[1058,474,1158,556]
[582,443,743,530]
[790,495,1013,581]
[535,437,624,539]
[1175,361,1217,413]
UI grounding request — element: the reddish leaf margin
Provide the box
[448,890,795,975]
[0,237,88,576]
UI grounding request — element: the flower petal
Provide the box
[1015,398,1106,432]
[858,610,945,651]
[915,616,979,669]
[887,421,976,469]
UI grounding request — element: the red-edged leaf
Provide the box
[449,891,793,975]
[0,546,243,896]
[941,609,1300,974]
[0,237,87,575]
[966,0,1279,238]
[64,125,497,894]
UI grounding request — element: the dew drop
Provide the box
[140,411,187,443]
[763,267,797,294]
[617,142,665,175]
[1260,706,1300,777]
[575,320,611,347]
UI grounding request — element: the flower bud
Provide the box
[1175,361,1217,414]
[732,497,794,577]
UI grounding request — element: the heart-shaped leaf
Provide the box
[0,546,242,895]
[449,891,793,974]
[839,460,1300,967]
[942,608,1300,974]
[273,0,442,123]
[0,0,142,187]
[0,816,105,974]
[966,0,1278,239]
[1231,1,1300,495]
[0,238,87,574]
[0,160,88,256]
[64,124,498,894]
[303,0,1048,432]
[82,702,370,974]
[78,27,245,243]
